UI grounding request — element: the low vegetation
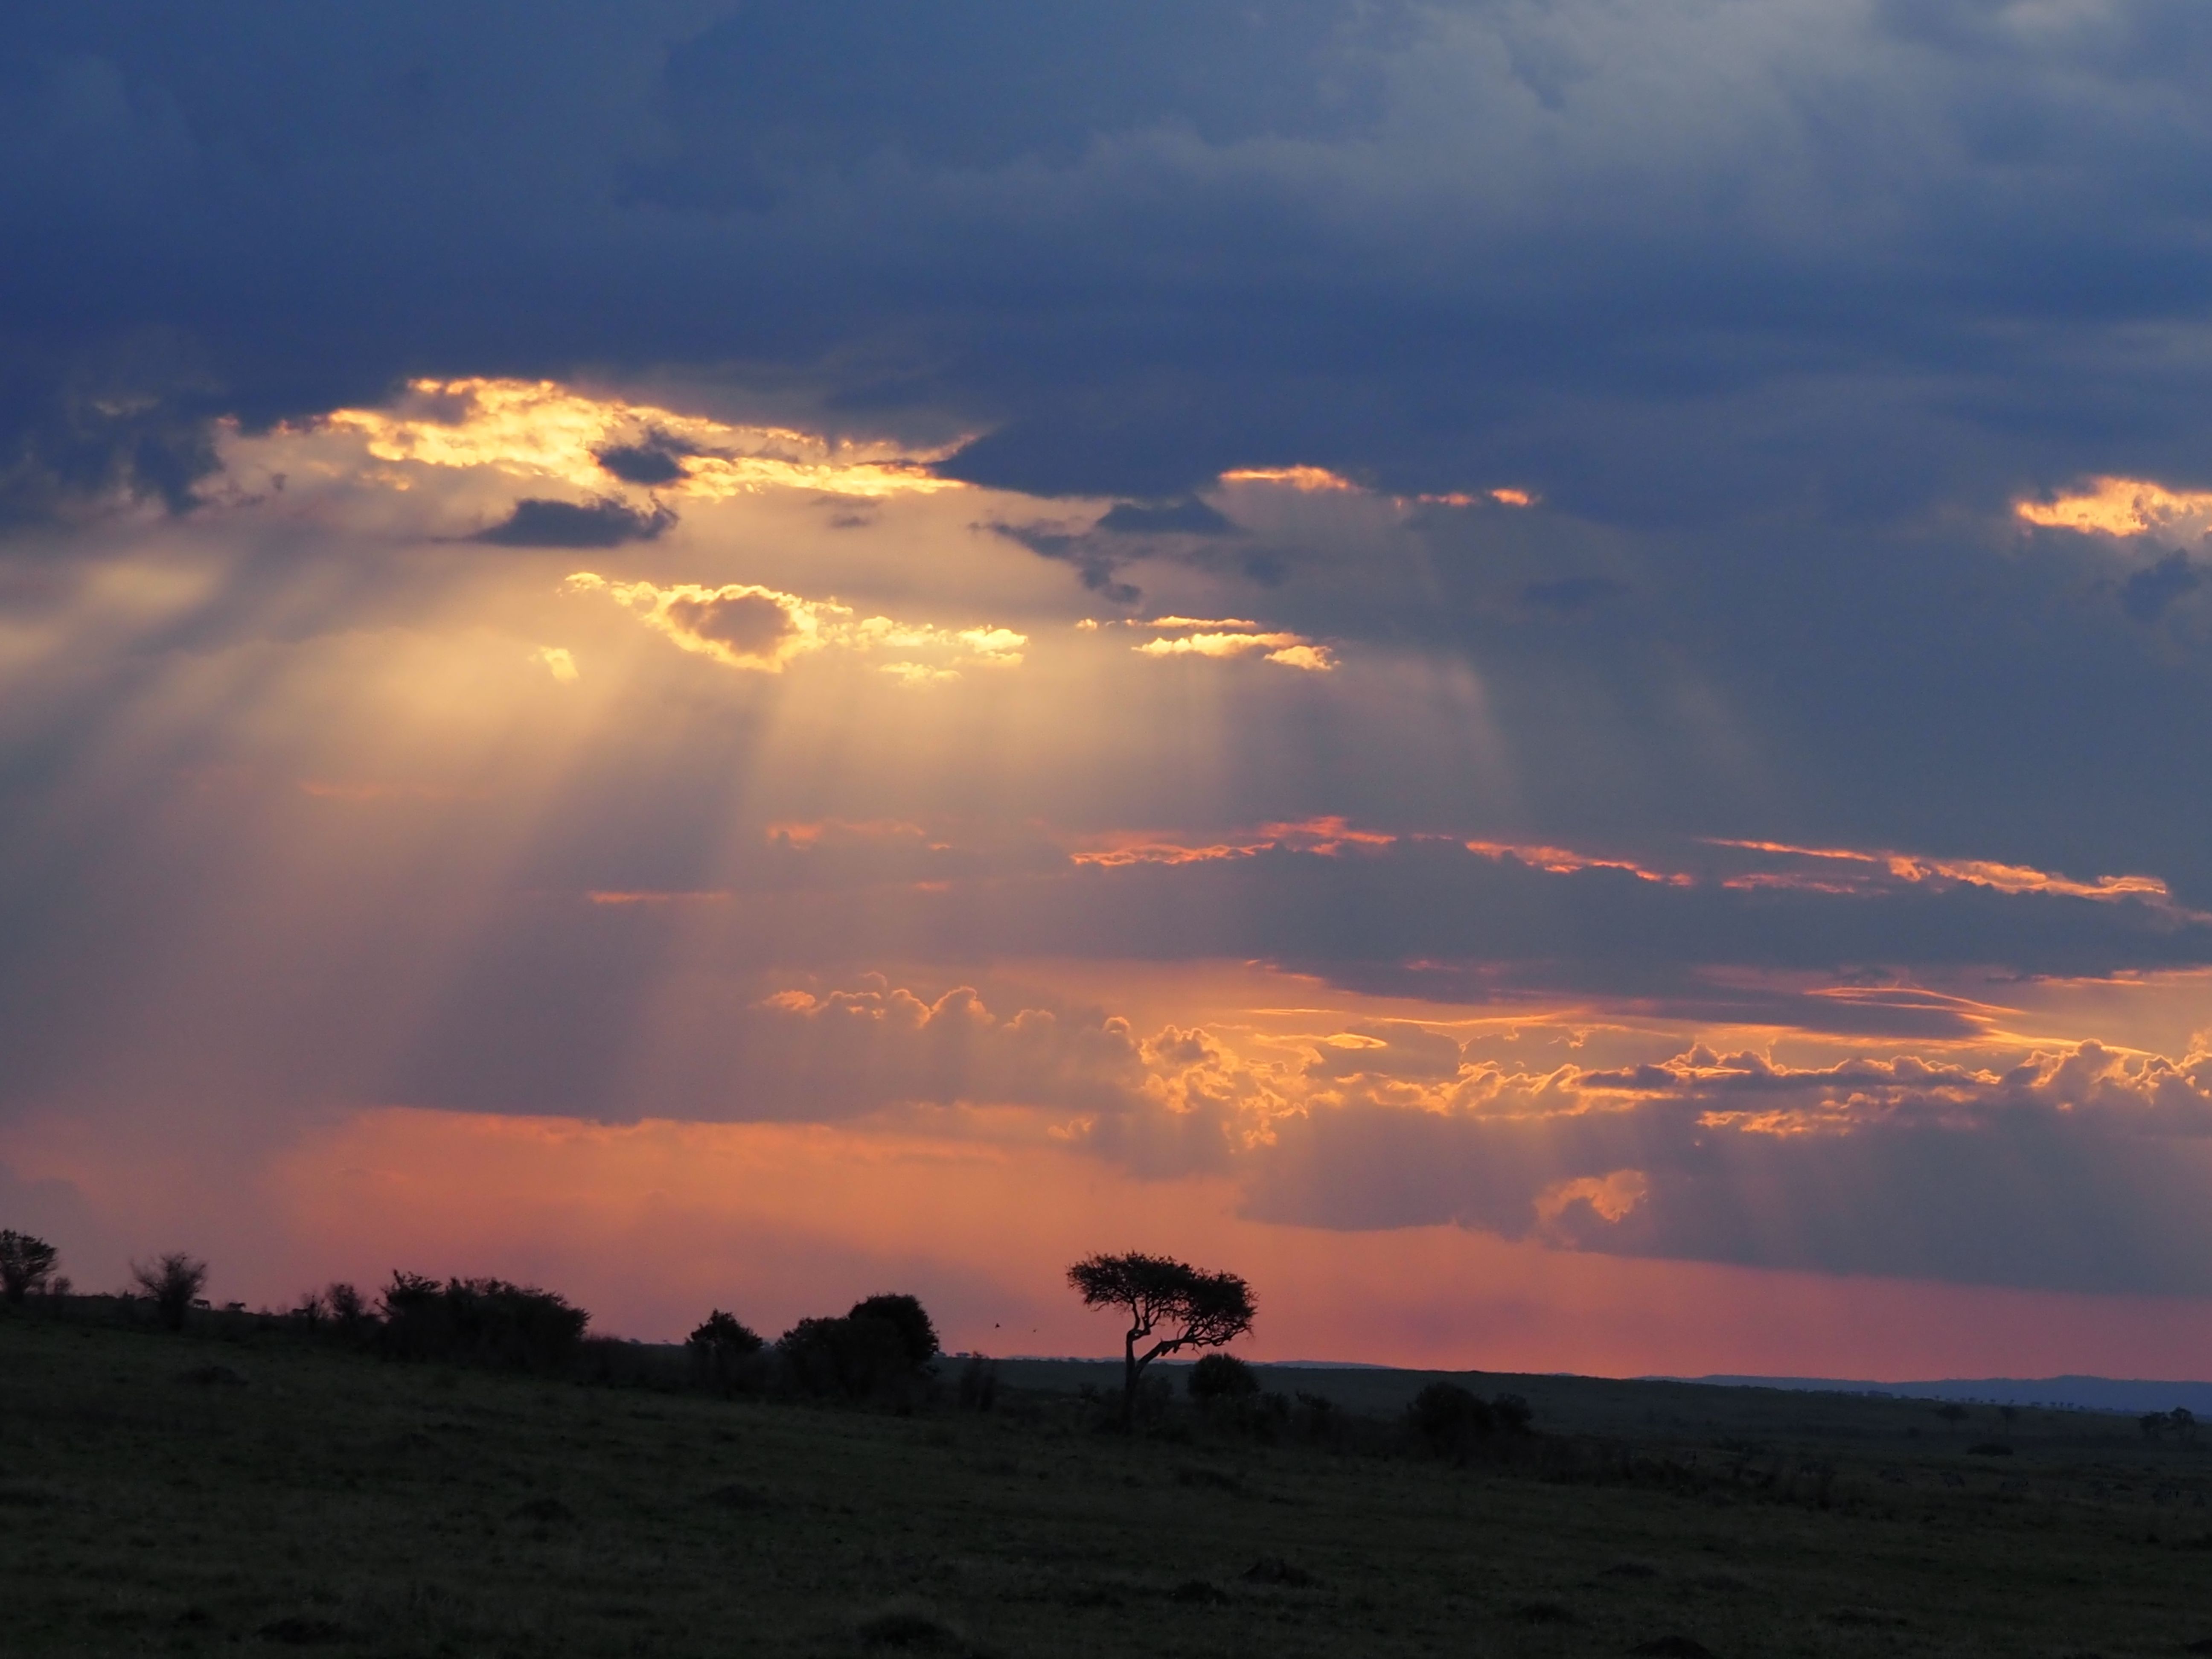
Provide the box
[4,1234,2212,1656]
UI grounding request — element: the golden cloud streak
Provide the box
[1707,838,2174,904]
[565,573,1024,678]
[1217,465,1358,492]
[2015,476,2212,536]
[323,378,965,500]
[1133,631,1334,671]
[1070,816,1393,867]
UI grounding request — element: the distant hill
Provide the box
[1682,1374,2212,1416]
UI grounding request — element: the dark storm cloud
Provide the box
[984,519,1143,604]
[8,0,2212,519]
[1095,497,1237,537]
[468,496,676,548]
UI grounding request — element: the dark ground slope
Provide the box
[4,1313,2212,1658]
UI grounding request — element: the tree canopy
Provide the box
[1067,1251,1255,1425]
[0,1230,58,1303]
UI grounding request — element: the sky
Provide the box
[7,1,2212,1378]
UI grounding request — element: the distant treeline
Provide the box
[0,1231,1554,1464]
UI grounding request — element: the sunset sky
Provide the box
[8,3,2212,1378]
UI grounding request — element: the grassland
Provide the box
[4,1307,2211,1657]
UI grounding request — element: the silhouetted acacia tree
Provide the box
[1066,1252,1255,1426]
[132,1252,208,1330]
[0,1230,59,1303]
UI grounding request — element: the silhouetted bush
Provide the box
[1406,1382,1536,1455]
[1189,1352,1260,1405]
[688,1310,766,1391]
[0,1230,59,1304]
[778,1294,940,1405]
[131,1252,208,1331]
[779,1313,918,1403]
[848,1294,939,1368]
[1409,1381,1494,1447]
[375,1272,588,1371]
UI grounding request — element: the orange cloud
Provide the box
[1069,816,1394,867]
[1706,838,2178,906]
[2015,476,2212,537]
[1217,465,1357,492]
[1535,1169,1649,1225]
[1465,839,1693,885]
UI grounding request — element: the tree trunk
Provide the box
[1122,1326,1140,1427]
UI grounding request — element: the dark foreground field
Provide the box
[4,1313,2212,1657]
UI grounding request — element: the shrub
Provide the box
[690,1309,763,1354]
[778,1313,917,1402]
[131,1253,208,1331]
[778,1294,941,1404]
[848,1294,939,1368]
[688,1310,766,1391]
[1409,1381,1495,1451]
[1188,1352,1260,1405]
[0,1231,59,1304]
[376,1273,588,1371]
[324,1282,374,1335]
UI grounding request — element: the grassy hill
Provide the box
[4,1307,2211,1657]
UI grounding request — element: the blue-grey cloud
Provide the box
[594,437,697,487]
[1095,496,1237,537]
[7,1,2212,520]
[469,495,675,548]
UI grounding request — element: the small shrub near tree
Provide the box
[0,1230,60,1303]
[131,1252,208,1331]
[1189,1352,1260,1406]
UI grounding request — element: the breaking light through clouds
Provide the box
[325,378,965,502]
[16,1,2212,1378]
[562,572,1027,679]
